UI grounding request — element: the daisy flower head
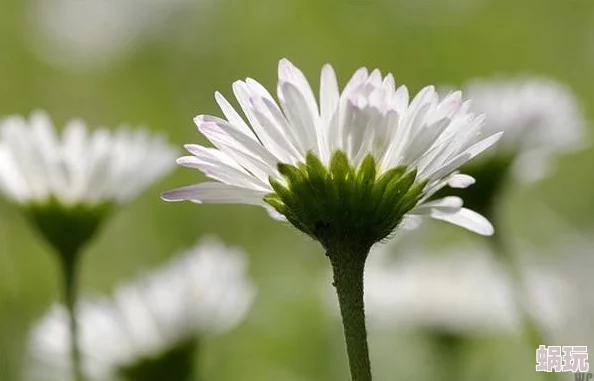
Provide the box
[27,238,256,381]
[463,76,586,183]
[0,110,177,207]
[30,0,198,72]
[163,59,502,251]
[0,110,178,254]
[363,244,569,336]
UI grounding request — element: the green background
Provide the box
[1,0,593,380]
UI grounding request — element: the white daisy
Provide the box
[27,238,256,381]
[0,110,177,207]
[28,0,199,71]
[463,76,586,182]
[362,244,570,335]
[163,59,502,246]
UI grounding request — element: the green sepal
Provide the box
[269,178,296,208]
[389,179,427,223]
[305,153,329,202]
[264,150,426,250]
[26,198,112,259]
[370,166,406,204]
[330,150,351,181]
[263,194,286,216]
[376,169,417,215]
[118,338,198,381]
[278,163,305,186]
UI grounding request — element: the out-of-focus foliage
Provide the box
[1,0,593,380]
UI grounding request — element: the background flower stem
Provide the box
[328,244,372,381]
[59,252,84,381]
[430,331,466,381]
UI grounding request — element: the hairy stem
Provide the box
[328,244,372,381]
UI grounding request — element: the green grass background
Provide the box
[1,0,593,380]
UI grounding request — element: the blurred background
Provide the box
[1,0,594,380]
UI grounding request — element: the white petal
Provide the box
[319,64,339,163]
[277,60,321,156]
[249,94,304,161]
[2,116,52,201]
[382,73,395,93]
[427,132,503,181]
[392,85,410,112]
[407,86,436,121]
[196,119,280,180]
[176,155,269,191]
[381,86,437,169]
[31,112,71,200]
[62,120,89,185]
[320,64,339,127]
[214,91,257,140]
[184,144,238,168]
[0,112,176,207]
[399,215,423,230]
[118,134,176,201]
[161,182,268,205]
[342,98,377,163]
[277,81,319,155]
[232,80,293,162]
[264,205,287,221]
[412,206,494,236]
[366,69,382,88]
[431,91,463,122]
[278,58,319,116]
[511,150,551,184]
[402,117,451,165]
[418,113,484,177]
[343,67,369,94]
[413,196,464,213]
[81,129,115,202]
[447,173,475,188]
[0,143,29,201]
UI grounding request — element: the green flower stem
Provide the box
[59,252,84,381]
[489,233,559,381]
[429,331,466,381]
[26,201,110,381]
[327,244,372,381]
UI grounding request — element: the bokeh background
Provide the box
[1,0,594,380]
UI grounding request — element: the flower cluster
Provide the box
[0,58,585,381]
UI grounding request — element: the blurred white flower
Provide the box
[0,110,177,207]
[163,58,503,239]
[27,238,256,381]
[463,77,586,182]
[361,244,570,336]
[28,0,198,71]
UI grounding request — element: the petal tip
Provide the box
[478,223,495,236]
[160,191,178,202]
[278,57,293,67]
